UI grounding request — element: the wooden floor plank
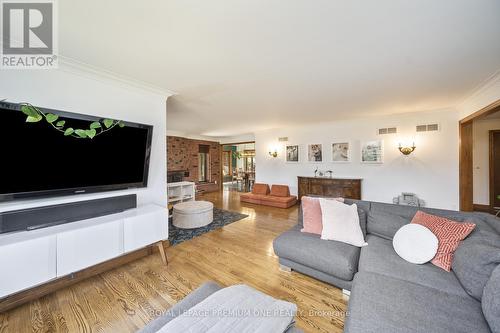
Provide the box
[0,190,347,333]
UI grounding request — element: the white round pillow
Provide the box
[393,224,438,264]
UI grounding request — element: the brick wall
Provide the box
[167,136,221,188]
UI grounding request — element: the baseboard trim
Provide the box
[473,204,491,213]
[0,245,156,313]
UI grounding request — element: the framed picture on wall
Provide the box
[308,144,323,162]
[286,144,299,163]
[361,140,383,163]
[331,141,350,163]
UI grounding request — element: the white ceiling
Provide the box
[58,0,500,137]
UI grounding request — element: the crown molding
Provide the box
[457,68,500,107]
[0,42,177,97]
[58,56,177,98]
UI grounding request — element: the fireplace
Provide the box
[167,170,189,183]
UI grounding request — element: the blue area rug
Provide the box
[169,208,248,245]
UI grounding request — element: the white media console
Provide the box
[0,204,168,299]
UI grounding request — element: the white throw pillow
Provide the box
[393,224,438,264]
[319,199,367,247]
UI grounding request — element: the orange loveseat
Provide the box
[240,183,297,208]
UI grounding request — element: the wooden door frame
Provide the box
[459,121,474,211]
[489,130,500,212]
[459,99,500,211]
[219,141,256,191]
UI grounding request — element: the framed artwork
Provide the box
[331,141,350,163]
[361,140,383,163]
[286,144,299,163]
[308,144,323,162]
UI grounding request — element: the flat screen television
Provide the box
[0,101,153,202]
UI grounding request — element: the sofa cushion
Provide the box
[298,196,367,236]
[459,217,500,246]
[300,196,324,235]
[359,235,470,298]
[239,192,253,200]
[252,183,270,195]
[270,185,290,197]
[319,200,367,247]
[241,192,297,208]
[392,224,438,264]
[367,210,410,240]
[344,198,371,214]
[479,213,500,234]
[261,195,296,204]
[453,241,500,301]
[240,193,265,201]
[356,209,367,237]
[344,272,491,333]
[483,265,500,333]
[411,211,476,271]
[367,204,483,241]
[300,196,344,235]
[341,199,370,236]
[273,226,360,281]
[370,201,478,222]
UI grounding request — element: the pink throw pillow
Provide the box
[301,196,344,235]
[411,211,475,271]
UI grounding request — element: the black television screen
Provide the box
[0,102,153,202]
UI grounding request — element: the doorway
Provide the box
[459,99,500,212]
[221,142,256,192]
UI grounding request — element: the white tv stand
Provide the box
[0,204,168,304]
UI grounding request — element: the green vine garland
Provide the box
[19,103,124,139]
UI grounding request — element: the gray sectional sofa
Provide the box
[273,198,500,333]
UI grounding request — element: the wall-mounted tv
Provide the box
[0,101,153,202]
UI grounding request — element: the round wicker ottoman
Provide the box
[173,201,214,229]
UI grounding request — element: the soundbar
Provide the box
[0,194,137,234]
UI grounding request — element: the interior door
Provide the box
[489,130,500,210]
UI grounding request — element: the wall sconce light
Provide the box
[398,142,416,155]
[268,149,278,158]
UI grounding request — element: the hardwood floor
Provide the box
[0,191,348,333]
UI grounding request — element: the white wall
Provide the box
[255,109,460,210]
[0,62,171,212]
[473,118,500,205]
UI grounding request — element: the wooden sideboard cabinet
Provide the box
[298,176,362,201]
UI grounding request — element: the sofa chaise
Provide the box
[273,198,500,333]
[240,183,297,208]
